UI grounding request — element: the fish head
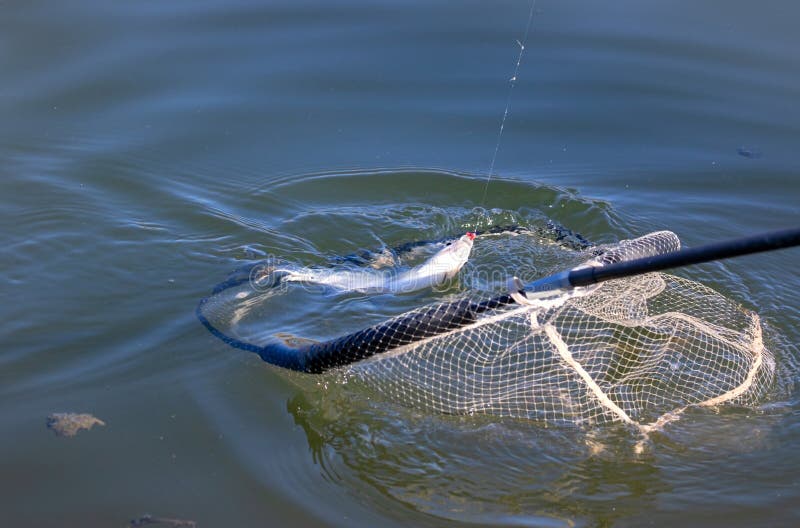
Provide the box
[429,232,475,279]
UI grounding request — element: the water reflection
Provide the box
[286,386,673,526]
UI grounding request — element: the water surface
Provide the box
[1,1,799,526]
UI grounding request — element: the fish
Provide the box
[280,232,475,293]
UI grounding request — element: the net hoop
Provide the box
[198,230,776,438]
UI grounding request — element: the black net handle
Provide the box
[571,228,800,287]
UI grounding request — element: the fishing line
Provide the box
[476,0,537,228]
[196,1,797,435]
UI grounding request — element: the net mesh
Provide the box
[200,231,776,433]
[340,231,775,431]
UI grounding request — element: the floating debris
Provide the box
[737,146,763,159]
[46,413,105,437]
[129,515,197,527]
[275,332,320,348]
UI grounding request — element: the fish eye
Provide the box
[445,242,452,246]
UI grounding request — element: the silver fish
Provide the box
[282,232,475,293]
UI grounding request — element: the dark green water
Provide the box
[2,1,799,526]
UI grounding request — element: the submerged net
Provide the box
[343,231,775,431]
[199,230,776,433]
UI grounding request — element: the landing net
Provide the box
[340,231,775,431]
[199,231,775,432]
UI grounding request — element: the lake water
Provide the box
[2,1,799,526]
